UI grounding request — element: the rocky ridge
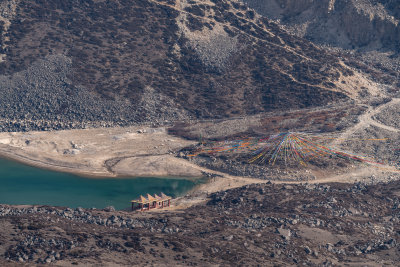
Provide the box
[243,0,400,51]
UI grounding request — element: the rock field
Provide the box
[0,54,190,132]
[1,181,400,265]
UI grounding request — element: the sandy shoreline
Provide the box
[0,146,113,178]
[0,126,272,211]
[0,148,205,180]
[1,125,398,208]
[0,126,204,178]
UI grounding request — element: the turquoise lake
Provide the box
[0,158,201,210]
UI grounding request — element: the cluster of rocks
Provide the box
[0,55,191,132]
[5,234,71,264]
[207,182,400,264]
[1,181,400,265]
[0,206,165,231]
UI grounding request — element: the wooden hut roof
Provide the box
[147,194,156,201]
[160,192,172,200]
[131,195,149,204]
[131,193,171,204]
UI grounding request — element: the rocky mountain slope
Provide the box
[0,0,379,131]
[243,0,400,52]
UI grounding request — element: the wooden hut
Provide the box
[131,192,172,211]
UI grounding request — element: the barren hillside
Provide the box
[0,0,378,131]
[243,0,400,51]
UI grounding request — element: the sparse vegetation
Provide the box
[0,0,353,133]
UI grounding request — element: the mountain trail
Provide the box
[331,98,400,147]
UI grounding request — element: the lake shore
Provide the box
[0,126,276,209]
[0,126,204,179]
[0,157,201,210]
[2,125,392,212]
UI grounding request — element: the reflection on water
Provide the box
[0,158,201,210]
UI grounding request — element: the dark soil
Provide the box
[1,181,400,266]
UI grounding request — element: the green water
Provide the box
[0,158,201,210]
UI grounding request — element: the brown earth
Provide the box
[1,0,400,266]
[1,182,400,266]
[243,0,400,51]
[0,0,373,127]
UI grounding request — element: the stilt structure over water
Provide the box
[131,192,172,211]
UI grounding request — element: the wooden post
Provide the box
[168,200,170,207]
[131,203,134,211]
